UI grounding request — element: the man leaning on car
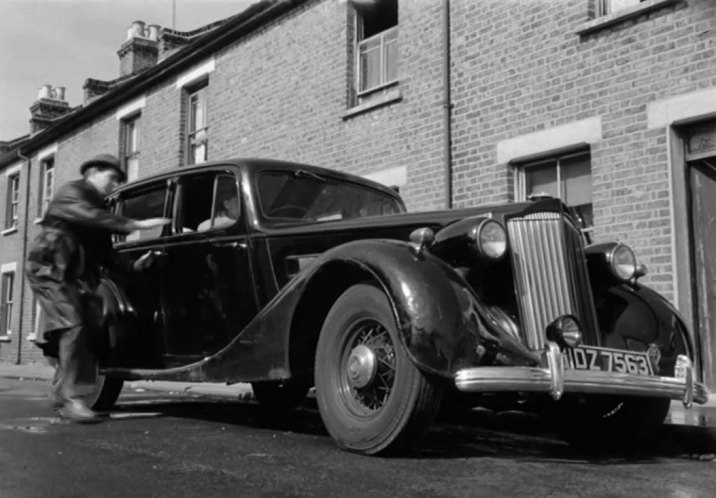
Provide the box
[25,153,169,423]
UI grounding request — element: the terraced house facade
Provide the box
[2,0,716,388]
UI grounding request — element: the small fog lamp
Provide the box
[610,244,637,282]
[471,219,507,260]
[546,315,583,349]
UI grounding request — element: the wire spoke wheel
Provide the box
[315,283,442,455]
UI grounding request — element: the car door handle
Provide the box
[214,241,247,249]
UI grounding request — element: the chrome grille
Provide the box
[507,212,599,350]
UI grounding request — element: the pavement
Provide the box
[2,361,716,428]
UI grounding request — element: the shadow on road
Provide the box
[110,395,716,463]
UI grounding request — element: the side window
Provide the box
[174,172,240,233]
[5,173,20,230]
[117,182,168,242]
[38,157,54,217]
[0,270,14,338]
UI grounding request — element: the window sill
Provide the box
[27,333,37,342]
[343,87,402,120]
[0,336,11,343]
[1,227,18,236]
[34,218,43,225]
[576,0,679,36]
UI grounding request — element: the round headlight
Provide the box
[610,244,637,282]
[472,219,507,260]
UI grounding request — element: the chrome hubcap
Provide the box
[346,344,377,389]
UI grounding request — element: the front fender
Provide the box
[596,283,696,378]
[297,240,538,378]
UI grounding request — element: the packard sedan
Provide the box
[88,158,708,455]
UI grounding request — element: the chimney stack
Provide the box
[118,20,160,77]
[29,84,71,135]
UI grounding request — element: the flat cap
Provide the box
[79,153,126,182]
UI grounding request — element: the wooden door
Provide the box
[689,158,716,390]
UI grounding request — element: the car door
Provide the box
[112,178,173,367]
[160,169,257,364]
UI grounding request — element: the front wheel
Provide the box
[315,283,443,455]
[550,395,670,452]
[84,371,124,412]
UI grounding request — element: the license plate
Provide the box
[565,346,653,376]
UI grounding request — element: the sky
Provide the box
[0,0,256,141]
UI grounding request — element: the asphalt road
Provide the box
[2,378,716,498]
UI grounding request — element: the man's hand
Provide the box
[133,250,162,271]
[130,217,171,230]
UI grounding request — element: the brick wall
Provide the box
[4,0,716,362]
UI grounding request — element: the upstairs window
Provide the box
[186,82,209,165]
[0,271,14,337]
[515,150,593,229]
[598,0,646,15]
[355,0,398,96]
[122,114,141,182]
[5,173,20,230]
[38,157,54,217]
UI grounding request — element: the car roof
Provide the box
[113,158,402,201]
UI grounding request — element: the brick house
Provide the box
[1,0,716,387]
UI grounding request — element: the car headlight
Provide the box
[470,219,507,260]
[609,244,637,282]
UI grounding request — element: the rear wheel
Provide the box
[315,283,443,455]
[551,395,670,452]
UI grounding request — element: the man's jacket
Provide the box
[26,179,134,340]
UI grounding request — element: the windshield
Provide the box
[257,170,404,225]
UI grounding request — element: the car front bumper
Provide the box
[454,344,709,407]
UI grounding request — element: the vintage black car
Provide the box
[88,158,708,455]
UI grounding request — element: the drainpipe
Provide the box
[442,0,452,209]
[15,149,30,365]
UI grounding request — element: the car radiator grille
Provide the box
[507,212,599,351]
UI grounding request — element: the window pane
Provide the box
[525,162,558,198]
[359,40,382,92]
[384,33,398,83]
[601,0,642,15]
[121,185,167,241]
[257,171,403,226]
[561,155,592,206]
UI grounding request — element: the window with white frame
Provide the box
[38,157,54,217]
[29,298,42,341]
[5,173,20,230]
[598,0,646,16]
[354,0,398,97]
[186,82,209,165]
[122,114,141,181]
[0,271,14,338]
[515,150,593,228]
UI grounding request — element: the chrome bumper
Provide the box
[454,345,709,407]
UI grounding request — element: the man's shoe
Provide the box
[58,399,103,424]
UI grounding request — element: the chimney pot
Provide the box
[146,24,161,41]
[38,84,52,100]
[130,20,146,39]
[52,86,66,101]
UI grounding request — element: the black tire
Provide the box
[251,378,311,411]
[551,394,670,452]
[315,283,443,455]
[84,373,124,412]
